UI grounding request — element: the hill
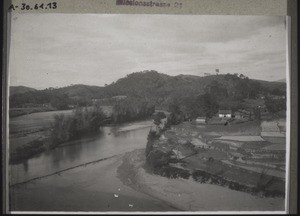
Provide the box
[103,71,285,106]
[10,86,37,96]
[253,79,286,91]
[9,71,286,113]
[51,84,105,99]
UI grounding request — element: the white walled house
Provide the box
[218,110,232,118]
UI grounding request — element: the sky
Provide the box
[9,14,287,89]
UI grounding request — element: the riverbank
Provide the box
[117,149,285,211]
[10,147,285,212]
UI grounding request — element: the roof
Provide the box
[218,109,232,114]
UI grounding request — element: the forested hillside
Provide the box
[9,85,105,109]
[9,70,286,115]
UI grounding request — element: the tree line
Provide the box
[50,105,106,146]
[111,97,155,123]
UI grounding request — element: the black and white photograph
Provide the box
[7,13,289,213]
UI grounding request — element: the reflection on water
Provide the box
[10,120,153,185]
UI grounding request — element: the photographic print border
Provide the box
[2,0,298,214]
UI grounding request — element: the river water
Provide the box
[10,119,180,211]
[10,120,153,185]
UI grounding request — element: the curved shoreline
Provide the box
[10,148,285,212]
[117,149,285,212]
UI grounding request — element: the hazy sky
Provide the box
[9,14,287,89]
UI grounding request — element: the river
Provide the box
[10,120,153,185]
[10,119,178,212]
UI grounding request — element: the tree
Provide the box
[167,98,184,125]
[208,81,228,98]
[188,93,219,118]
[265,97,286,113]
[50,94,69,110]
[153,112,166,126]
[239,74,247,79]
[253,107,261,120]
[271,88,285,96]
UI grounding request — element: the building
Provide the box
[218,110,232,118]
[112,95,127,100]
[195,117,207,124]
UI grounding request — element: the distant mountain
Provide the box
[9,71,287,110]
[10,86,37,96]
[51,84,105,99]
[105,70,286,97]
[253,79,286,91]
